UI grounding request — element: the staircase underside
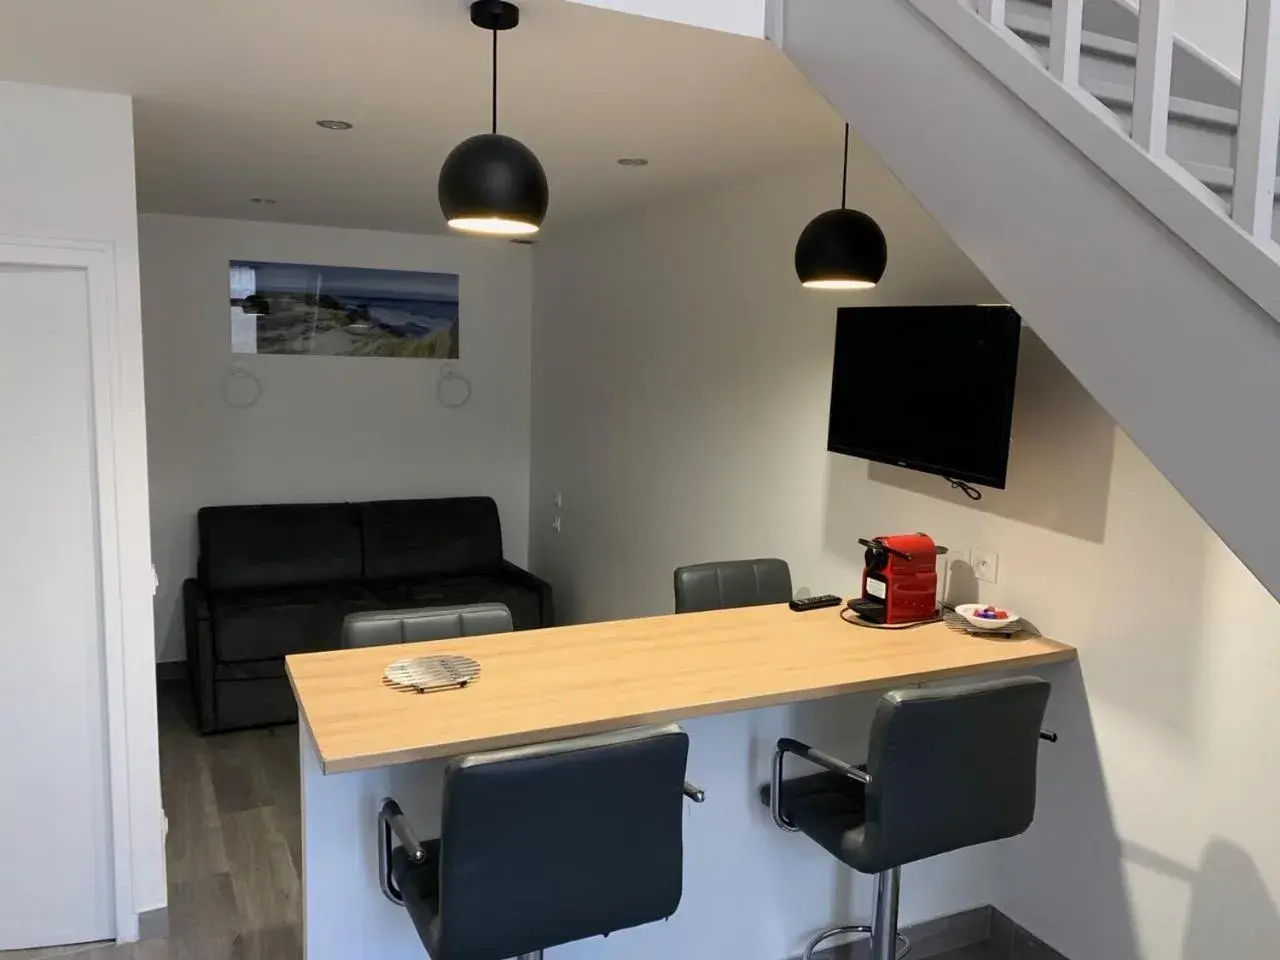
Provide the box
[782,0,1280,598]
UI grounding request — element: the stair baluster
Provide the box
[1234,0,1280,239]
[975,0,1006,26]
[1048,0,1083,87]
[1132,0,1175,156]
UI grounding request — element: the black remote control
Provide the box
[788,594,844,612]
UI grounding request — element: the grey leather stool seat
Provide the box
[673,557,792,613]
[763,676,1054,960]
[340,602,512,649]
[379,724,705,960]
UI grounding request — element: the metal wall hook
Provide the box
[1040,730,1059,743]
[682,781,706,803]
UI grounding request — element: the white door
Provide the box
[0,265,115,948]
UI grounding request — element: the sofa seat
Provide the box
[209,584,383,662]
[368,576,543,631]
[213,659,287,681]
[186,497,552,733]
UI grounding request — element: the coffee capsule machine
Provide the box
[847,533,940,625]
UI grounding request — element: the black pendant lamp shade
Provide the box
[439,133,548,236]
[795,124,887,289]
[439,1,549,236]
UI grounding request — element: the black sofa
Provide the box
[184,496,551,733]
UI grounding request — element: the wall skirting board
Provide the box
[806,905,1068,960]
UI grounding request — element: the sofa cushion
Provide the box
[214,659,288,681]
[368,577,542,631]
[359,497,503,581]
[209,584,382,662]
[215,676,297,730]
[199,503,362,591]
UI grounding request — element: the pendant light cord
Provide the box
[491,28,498,134]
[841,123,849,209]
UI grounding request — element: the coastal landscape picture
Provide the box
[229,260,459,359]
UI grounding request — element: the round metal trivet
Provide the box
[941,605,1036,639]
[383,655,481,694]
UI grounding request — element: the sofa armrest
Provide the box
[498,560,554,627]
[183,578,217,734]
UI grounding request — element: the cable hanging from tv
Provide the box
[946,477,983,501]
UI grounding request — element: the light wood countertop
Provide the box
[286,604,1076,774]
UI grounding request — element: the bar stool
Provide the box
[763,676,1054,960]
[673,557,792,613]
[379,724,706,960]
[341,602,512,648]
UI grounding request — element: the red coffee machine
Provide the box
[848,533,939,625]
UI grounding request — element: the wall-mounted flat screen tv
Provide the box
[827,304,1021,489]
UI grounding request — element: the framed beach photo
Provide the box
[229,260,460,359]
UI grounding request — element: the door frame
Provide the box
[0,235,142,941]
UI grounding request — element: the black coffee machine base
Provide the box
[845,598,943,629]
[847,597,887,624]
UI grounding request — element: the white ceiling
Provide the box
[0,0,839,235]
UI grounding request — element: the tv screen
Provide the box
[827,304,1021,488]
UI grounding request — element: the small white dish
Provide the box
[955,603,1020,632]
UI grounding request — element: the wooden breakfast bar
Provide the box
[287,604,1076,960]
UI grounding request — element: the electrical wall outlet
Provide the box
[972,548,999,584]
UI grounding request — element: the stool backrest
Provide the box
[438,725,689,960]
[673,558,792,613]
[863,676,1050,872]
[340,603,512,649]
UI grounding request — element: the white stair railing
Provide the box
[897,0,1280,319]
[975,0,1005,23]
[1131,0,1174,155]
[1235,0,1280,238]
[942,0,1280,317]
[992,0,1280,245]
[1048,0,1083,86]
[1010,0,1280,220]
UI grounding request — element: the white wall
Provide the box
[530,153,1280,960]
[0,83,165,932]
[140,215,533,663]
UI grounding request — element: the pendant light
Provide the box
[795,124,887,289]
[439,1,549,236]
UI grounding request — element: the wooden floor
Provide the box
[2,682,1010,960]
[3,682,303,960]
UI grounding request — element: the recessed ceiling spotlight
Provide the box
[249,197,277,205]
[616,157,649,166]
[316,120,353,130]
